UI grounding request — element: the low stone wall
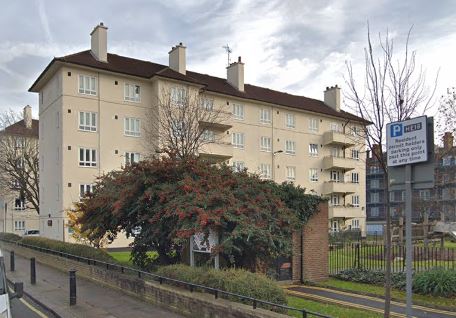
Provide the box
[0,241,288,318]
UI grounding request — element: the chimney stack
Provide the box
[227,56,244,92]
[168,43,186,75]
[443,132,454,150]
[90,22,108,62]
[324,85,341,112]
[23,105,32,129]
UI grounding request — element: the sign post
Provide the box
[386,116,430,318]
[190,230,219,269]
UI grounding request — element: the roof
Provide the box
[3,119,39,138]
[30,50,368,124]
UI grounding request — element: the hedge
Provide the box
[156,264,287,309]
[0,233,22,242]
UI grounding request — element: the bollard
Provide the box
[69,270,77,306]
[10,251,15,272]
[30,257,36,285]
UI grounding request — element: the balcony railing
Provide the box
[199,141,233,161]
[323,181,358,194]
[323,131,356,147]
[329,205,362,219]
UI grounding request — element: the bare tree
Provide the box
[437,87,456,140]
[0,110,40,214]
[145,86,230,159]
[345,25,438,317]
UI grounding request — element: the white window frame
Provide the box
[371,192,380,203]
[14,198,26,210]
[351,149,359,160]
[79,148,97,167]
[259,163,272,179]
[352,195,360,207]
[419,189,431,201]
[125,152,140,165]
[309,118,319,132]
[309,168,318,182]
[79,111,97,132]
[202,129,215,142]
[232,132,245,149]
[233,103,244,120]
[286,166,296,181]
[309,144,319,157]
[286,113,295,128]
[285,140,296,155]
[171,86,187,107]
[330,122,342,133]
[124,117,141,137]
[79,184,92,198]
[259,108,271,124]
[331,221,339,232]
[124,83,141,102]
[14,220,25,231]
[232,161,245,172]
[351,172,359,183]
[330,170,341,182]
[331,194,341,206]
[260,136,272,152]
[201,98,214,111]
[78,75,97,96]
[351,219,360,229]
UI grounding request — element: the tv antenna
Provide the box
[222,44,232,66]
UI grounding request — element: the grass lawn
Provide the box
[318,278,456,310]
[287,295,382,318]
[108,251,158,266]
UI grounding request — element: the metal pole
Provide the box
[30,257,36,285]
[405,164,413,317]
[69,269,77,306]
[10,251,15,272]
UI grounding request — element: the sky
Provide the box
[1,0,455,119]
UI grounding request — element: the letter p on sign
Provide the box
[391,124,403,137]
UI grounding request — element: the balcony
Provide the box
[329,205,363,219]
[199,141,233,161]
[323,156,358,171]
[199,120,232,132]
[323,131,356,147]
[323,181,358,194]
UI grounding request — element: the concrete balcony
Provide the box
[322,181,358,194]
[323,131,356,147]
[199,120,232,132]
[323,156,358,171]
[199,141,233,161]
[329,205,362,219]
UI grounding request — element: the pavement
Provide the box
[4,252,184,318]
[286,285,456,318]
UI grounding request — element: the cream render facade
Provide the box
[31,23,367,243]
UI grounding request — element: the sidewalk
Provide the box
[4,252,183,318]
[286,285,456,318]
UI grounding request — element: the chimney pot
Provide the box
[90,23,108,62]
[238,56,242,62]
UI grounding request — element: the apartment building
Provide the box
[0,106,40,234]
[30,23,368,242]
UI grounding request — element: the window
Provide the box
[233,103,244,120]
[79,148,97,167]
[14,221,25,231]
[331,147,343,157]
[201,98,214,111]
[309,144,319,156]
[286,166,296,181]
[124,117,141,137]
[79,184,92,198]
[260,108,271,123]
[371,179,380,188]
[79,112,97,132]
[286,113,295,128]
[443,156,452,166]
[351,126,360,137]
[232,161,245,172]
[309,118,319,132]
[419,190,431,201]
[232,132,245,149]
[125,152,140,164]
[15,138,24,149]
[259,163,272,179]
[78,75,97,95]
[14,198,25,210]
[331,194,340,206]
[124,83,141,102]
[369,166,381,174]
[351,219,360,229]
[260,136,272,152]
[171,86,187,106]
[351,149,359,160]
[331,221,339,232]
[370,207,379,217]
[330,122,342,132]
[309,168,318,182]
[330,170,341,182]
[389,191,395,202]
[202,129,215,142]
[285,140,296,155]
[352,195,360,207]
[351,172,359,183]
[371,192,380,203]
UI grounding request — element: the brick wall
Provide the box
[0,241,289,318]
[292,202,329,282]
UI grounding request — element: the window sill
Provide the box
[124,133,141,138]
[78,129,98,133]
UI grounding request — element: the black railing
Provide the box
[329,241,456,275]
[0,239,331,318]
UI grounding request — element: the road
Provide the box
[9,291,55,318]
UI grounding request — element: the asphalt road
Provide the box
[7,283,55,318]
